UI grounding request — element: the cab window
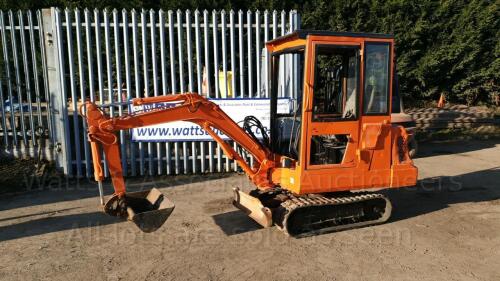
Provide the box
[312,45,359,121]
[363,43,390,114]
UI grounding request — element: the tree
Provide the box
[0,0,497,105]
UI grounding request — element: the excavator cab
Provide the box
[267,31,416,195]
[83,30,417,237]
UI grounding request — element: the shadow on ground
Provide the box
[212,210,262,236]
[0,211,121,242]
[0,207,81,223]
[0,173,235,242]
[414,139,498,159]
[387,166,500,223]
[0,173,233,211]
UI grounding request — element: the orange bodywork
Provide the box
[267,33,417,194]
[84,31,417,199]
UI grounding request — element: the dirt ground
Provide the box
[0,140,499,281]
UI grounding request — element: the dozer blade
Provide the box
[232,188,272,228]
[104,188,175,233]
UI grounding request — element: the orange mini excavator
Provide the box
[83,30,417,237]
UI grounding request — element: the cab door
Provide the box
[298,38,394,194]
[358,41,394,186]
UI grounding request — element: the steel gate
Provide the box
[0,7,300,178]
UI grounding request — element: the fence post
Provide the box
[40,8,70,175]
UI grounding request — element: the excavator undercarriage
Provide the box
[82,30,418,237]
[234,188,391,237]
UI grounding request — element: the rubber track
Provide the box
[278,193,392,238]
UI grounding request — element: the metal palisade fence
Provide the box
[0,10,52,160]
[0,7,300,178]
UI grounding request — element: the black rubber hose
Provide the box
[243,115,270,149]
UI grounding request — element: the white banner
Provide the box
[131,98,292,142]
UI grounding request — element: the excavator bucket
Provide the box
[125,188,175,232]
[104,188,175,233]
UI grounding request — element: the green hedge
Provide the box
[2,0,499,105]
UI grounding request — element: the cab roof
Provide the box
[266,30,393,46]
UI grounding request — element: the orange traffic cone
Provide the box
[437,93,446,108]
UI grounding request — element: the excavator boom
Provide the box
[86,93,276,193]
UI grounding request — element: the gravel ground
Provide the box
[0,140,499,281]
